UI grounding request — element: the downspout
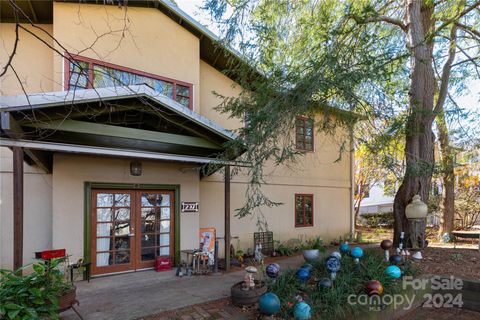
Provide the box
[349,125,355,238]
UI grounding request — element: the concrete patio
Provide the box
[60,255,305,320]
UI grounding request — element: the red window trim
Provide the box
[295,116,314,152]
[64,54,193,110]
[295,193,314,228]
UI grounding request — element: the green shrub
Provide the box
[361,212,394,227]
[0,258,73,320]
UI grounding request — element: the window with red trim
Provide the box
[295,117,314,151]
[65,56,193,109]
[295,194,314,227]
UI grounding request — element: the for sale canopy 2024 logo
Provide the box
[348,276,463,311]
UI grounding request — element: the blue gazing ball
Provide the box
[385,265,401,279]
[330,251,342,260]
[259,292,281,315]
[294,301,312,319]
[339,243,350,254]
[350,247,364,259]
[301,263,313,271]
[295,267,311,281]
[389,254,403,265]
[318,278,333,289]
[266,263,280,278]
[325,256,341,273]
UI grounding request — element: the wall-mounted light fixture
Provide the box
[130,161,142,176]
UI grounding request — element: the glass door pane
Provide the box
[138,191,173,266]
[92,191,134,275]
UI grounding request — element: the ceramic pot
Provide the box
[302,249,320,262]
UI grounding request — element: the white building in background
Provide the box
[358,182,394,215]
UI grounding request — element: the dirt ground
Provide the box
[414,247,479,280]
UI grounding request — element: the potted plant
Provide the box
[302,237,326,262]
[0,257,75,319]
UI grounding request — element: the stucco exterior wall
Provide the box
[199,60,243,129]
[0,148,53,269]
[52,2,200,110]
[0,24,54,95]
[51,153,200,263]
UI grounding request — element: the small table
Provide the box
[69,262,92,282]
[452,230,480,250]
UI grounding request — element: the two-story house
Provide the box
[0,0,354,276]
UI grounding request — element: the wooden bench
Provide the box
[452,230,480,250]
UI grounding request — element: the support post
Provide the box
[13,147,24,272]
[224,165,231,271]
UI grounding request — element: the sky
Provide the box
[176,0,480,136]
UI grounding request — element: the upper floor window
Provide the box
[295,117,314,151]
[66,56,193,109]
[295,194,314,227]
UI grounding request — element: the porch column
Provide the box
[224,165,231,271]
[13,147,24,271]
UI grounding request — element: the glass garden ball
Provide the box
[330,251,342,260]
[295,267,311,281]
[389,254,403,265]
[294,301,311,320]
[385,265,402,279]
[318,278,333,289]
[339,243,350,254]
[259,292,281,315]
[325,256,341,273]
[266,263,280,278]
[366,280,384,296]
[301,263,313,271]
[350,247,364,259]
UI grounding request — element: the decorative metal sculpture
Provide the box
[380,239,393,262]
[366,280,384,296]
[259,292,281,315]
[350,246,364,264]
[325,256,341,280]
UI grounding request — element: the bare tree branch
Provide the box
[434,25,458,115]
[351,15,408,32]
[455,21,480,39]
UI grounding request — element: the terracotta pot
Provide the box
[58,286,77,312]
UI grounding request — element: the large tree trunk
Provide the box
[437,110,455,236]
[393,0,436,246]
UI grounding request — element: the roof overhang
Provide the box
[0,85,245,174]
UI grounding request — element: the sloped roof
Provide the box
[0,84,236,141]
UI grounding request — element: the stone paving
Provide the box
[60,255,304,320]
[140,298,256,320]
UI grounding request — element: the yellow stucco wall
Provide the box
[52,2,200,110]
[0,24,54,95]
[52,154,200,263]
[0,148,53,270]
